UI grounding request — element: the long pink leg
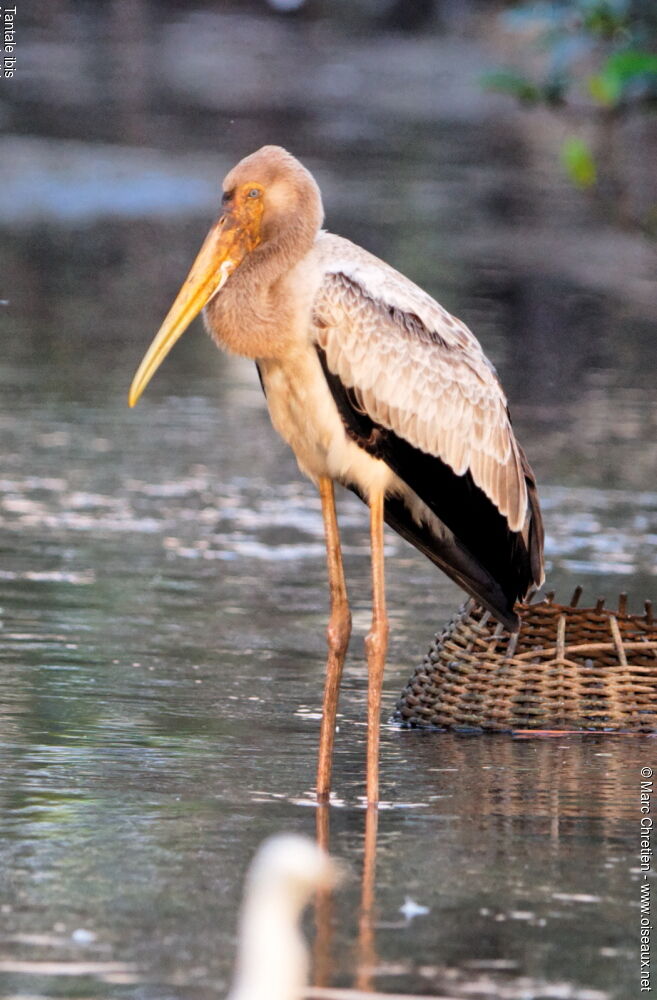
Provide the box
[365,487,389,804]
[316,477,352,802]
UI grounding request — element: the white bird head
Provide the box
[244,833,340,903]
[227,834,342,1000]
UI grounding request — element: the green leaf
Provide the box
[590,50,657,104]
[582,3,629,40]
[480,70,541,105]
[560,137,597,188]
[588,71,618,104]
[605,50,657,81]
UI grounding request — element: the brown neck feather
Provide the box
[204,189,322,361]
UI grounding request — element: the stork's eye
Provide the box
[247,188,261,199]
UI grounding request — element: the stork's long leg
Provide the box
[316,477,351,801]
[365,487,389,804]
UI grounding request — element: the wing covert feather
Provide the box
[311,254,528,530]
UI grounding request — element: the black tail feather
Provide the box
[382,493,520,630]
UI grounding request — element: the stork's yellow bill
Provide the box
[128,188,264,407]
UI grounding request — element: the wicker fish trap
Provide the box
[393,588,657,732]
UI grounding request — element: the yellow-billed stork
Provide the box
[128,145,544,803]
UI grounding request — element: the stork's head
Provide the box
[128,146,324,407]
[222,145,324,248]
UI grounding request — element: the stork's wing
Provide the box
[310,234,544,620]
[312,238,526,531]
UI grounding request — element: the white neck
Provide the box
[227,882,310,1000]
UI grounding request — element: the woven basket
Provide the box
[393,588,657,732]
